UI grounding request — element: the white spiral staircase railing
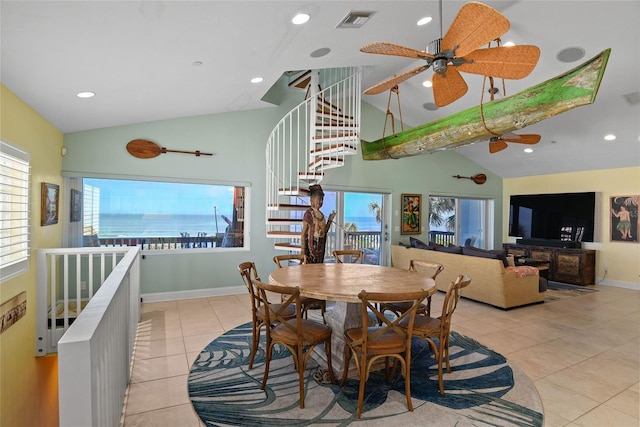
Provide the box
[266,67,361,251]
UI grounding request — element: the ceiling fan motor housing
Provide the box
[426,38,442,55]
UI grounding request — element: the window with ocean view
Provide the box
[82,178,247,250]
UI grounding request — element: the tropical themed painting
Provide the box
[610,195,639,243]
[401,193,421,235]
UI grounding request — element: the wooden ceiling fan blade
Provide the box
[489,139,508,153]
[457,46,541,79]
[442,2,510,58]
[432,67,468,107]
[364,65,430,95]
[503,134,542,144]
[360,42,433,59]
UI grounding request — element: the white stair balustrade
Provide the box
[266,67,361,251]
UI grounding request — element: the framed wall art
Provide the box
[70,189,82,222]
[610,195,639,243]
[41,182,59,226]
[401,193,421,235]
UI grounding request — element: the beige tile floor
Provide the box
[122,284,639,427]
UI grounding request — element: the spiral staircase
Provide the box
[265,67,362,251]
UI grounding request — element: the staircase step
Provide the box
[310,143,358,156]
[298,172,324,181]
[312,134,359,145]
[308,156,345,170]
[278,187,311,196]
[268,203,310,211]
[315,109,354,121]
[267,231,302,238]
[315,123,358,130]
[274,242,302,251]
[267,218,303,225]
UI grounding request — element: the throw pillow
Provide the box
[462,246,509,267]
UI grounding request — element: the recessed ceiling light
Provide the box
[250,77,263,84]
[310,47,330,58]
[524,148,533,153]
[76,91,95,98]
[423,102,438,111]
[502,41,515,47]
[292,13,310,25]
[604,134,616,141]
[422,80,432,88]
[417,16,432,26]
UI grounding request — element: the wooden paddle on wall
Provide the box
[126,139,213,158]
[453,173,487,185]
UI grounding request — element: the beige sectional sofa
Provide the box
[391,244,545,309]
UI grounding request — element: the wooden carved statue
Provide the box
[301,184,336,263]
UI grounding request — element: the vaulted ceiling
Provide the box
[1,1,638,177]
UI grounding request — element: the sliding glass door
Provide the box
[428,196,493,248]
[321,191,388,265]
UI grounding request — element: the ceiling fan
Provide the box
[360,1,540,107]
[482,73,541,154]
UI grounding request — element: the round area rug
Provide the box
[189,322,543,426]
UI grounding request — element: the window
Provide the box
[1,140,31,281]
[428,196,494,248]
[81,178,247,251]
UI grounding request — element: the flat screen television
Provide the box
[509,192,597,242]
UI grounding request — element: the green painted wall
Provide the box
[63,95,502,296]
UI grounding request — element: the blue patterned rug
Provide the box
[189,322,543,426]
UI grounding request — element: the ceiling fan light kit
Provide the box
[360,1,541,108]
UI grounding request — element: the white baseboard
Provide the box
[141,286,246,303]
[596,277,639,291]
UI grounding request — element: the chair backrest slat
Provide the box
[409,259,444,279]
[273,254,307,268]
[333,250,364,264]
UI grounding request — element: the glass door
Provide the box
[321,191,387,265]
[429,196,493,249]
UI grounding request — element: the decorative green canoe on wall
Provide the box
[360,49,611,160]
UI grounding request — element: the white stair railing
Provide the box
[266,67,361,250]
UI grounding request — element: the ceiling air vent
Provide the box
[336,11,375,29]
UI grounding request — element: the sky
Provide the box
[84,179,383,221]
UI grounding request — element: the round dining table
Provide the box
[269,263,437,378]
[268,262,436,303]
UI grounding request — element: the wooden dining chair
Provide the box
[253,278,335,409]
[333,249,364,264]
[399,274,471,395]
[237,261,295,369]
[273,254,326,321]
[380,260,444,320]
[341,288,431,418]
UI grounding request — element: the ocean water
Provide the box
[95,214,381,238]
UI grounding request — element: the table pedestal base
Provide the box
[311,301,376,379]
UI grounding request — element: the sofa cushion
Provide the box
[410,237,434,250]
[434,244,463,254]
[462,246,509,267]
